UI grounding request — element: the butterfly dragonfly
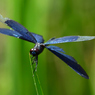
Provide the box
[0,15,95,79]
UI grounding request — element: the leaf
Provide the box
[29,53,44,95]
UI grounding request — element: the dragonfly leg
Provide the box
[31,56,38,73]
[31,56,35,65]
[34,59,38,71]
[33,56,38,72]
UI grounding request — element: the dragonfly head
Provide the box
[30,43,45,56]
[30,48,38,56]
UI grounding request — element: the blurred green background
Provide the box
[0,0,95,95]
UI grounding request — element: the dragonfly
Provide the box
[0,15,95,79]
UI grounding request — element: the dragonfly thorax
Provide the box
[30,43,45,56]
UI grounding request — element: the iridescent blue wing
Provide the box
[0,28,44,43]
[46,45,89,79]
[46,45,65,53]
[31,32,44,43]
[0,28,33,41]
[45,36,95,45]
[0,15,37,43]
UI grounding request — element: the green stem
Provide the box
[29,53,44,95]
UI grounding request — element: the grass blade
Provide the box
[29,53,44,95]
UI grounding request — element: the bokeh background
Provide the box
[0,0,95,95]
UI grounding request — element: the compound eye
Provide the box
[31,51,36,55]
[30,48,37,56]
